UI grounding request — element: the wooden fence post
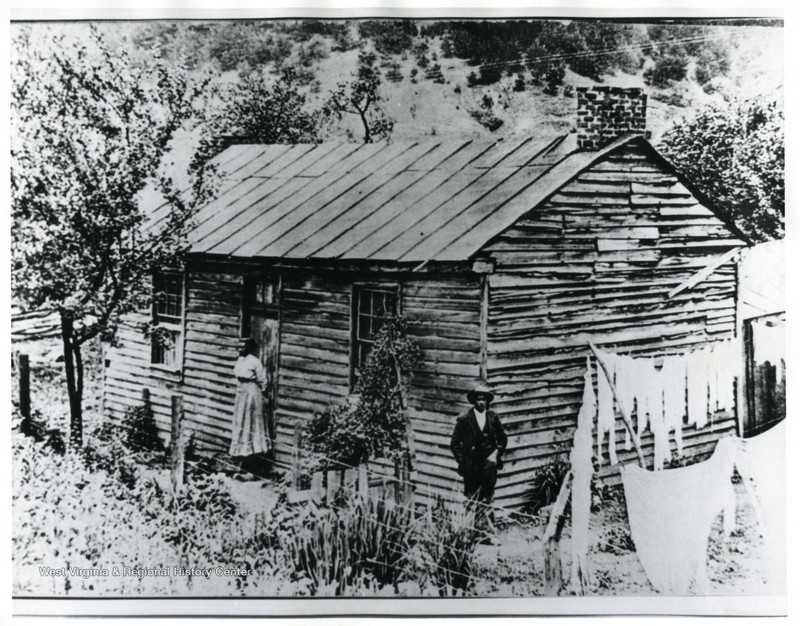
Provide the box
[310,472,324,502]
[326,468,341,504]
[170,395,185,497]
[543,470,573,596]
[358,465,369,499]
[18,353,31,435]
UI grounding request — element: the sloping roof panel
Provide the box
[185,133,658,262]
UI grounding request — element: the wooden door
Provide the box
[243,275,281,442]
[249,310,279,441]
[743,313,785,437]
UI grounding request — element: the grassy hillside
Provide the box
[14,19,782,144]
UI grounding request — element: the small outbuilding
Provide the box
[104,87,747,506]
[738,239,785,436]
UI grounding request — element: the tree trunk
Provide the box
[59,310,83,446]
[359,109,371,143]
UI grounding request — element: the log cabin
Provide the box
[104,87,749,506]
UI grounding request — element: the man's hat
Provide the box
[466,383,495,404]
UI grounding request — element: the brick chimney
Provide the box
[576,87,647,151]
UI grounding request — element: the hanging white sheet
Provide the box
[735,421,786,594]
[621,437,738,595]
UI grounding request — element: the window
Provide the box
[241,275,280,338]
[151,271,184,369]
[352,285,398,382]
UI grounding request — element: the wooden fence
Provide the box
[286,424,415,507]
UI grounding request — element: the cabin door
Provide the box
[243,275,280,442]
[743,312,785,437]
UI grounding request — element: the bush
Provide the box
[123,396,163,453]
[478,65,502,85]
[12,429,285,595]
[525,456,570,513]
[543,65,566,95]
[306,317,420,469]
[644,54,688,88]
[598,525,635,555]
[357,20,417,55]
[469,109,504,132]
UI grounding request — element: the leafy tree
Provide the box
[323,53,394,143]
[11,25,214,445]
[658,98,784,242]
[195,67,321,167]
[357,20,418,55]
[644,54,689,88]
[526,43,566,92]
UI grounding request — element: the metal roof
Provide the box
[176,133,636,263]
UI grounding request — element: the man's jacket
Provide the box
[450,408,508,477]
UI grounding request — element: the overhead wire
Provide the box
[415,29,753,81]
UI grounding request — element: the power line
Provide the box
[416,29,751,82]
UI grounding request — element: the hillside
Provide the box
[14,19,783,144]
[11,19,785,241]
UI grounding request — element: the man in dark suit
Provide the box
[450,384,508,538]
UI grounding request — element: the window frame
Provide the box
[241,274,281,339]
[350,283,401,389]
[150,270,186,372]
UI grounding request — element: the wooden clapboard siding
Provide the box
[482,141,743,507]
[103,270,243,454]
[275,273,481,496]
[103,137,744,510]
[403,276,482,498]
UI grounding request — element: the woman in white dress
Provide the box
[230,338,271,458]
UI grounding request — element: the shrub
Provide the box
[478,65,502,85]
[306,317,421,469]
[644,54,688,88]
[525,456,570,513]
[357,20,417,55]
[12,428,281,596]
[122,395,163,453]
[544,65,566,95]
[598,525,635,555]
[469,109,504,132]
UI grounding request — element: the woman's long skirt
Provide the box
[230,381,271,457]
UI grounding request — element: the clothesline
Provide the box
[592,337,739,471]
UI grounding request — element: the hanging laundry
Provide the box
[735,421,786,594]
[621,437,738,595]
[662,356,687,457]
[612,354,637,452]
[569,357,596,592]
[596,351,617,465]
[647,362,668,471]
[707,343,719,419]
[686,349,708,429]
[633,358,654,439]
[715,338,738,412]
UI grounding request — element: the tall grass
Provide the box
[281,489,414,594]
